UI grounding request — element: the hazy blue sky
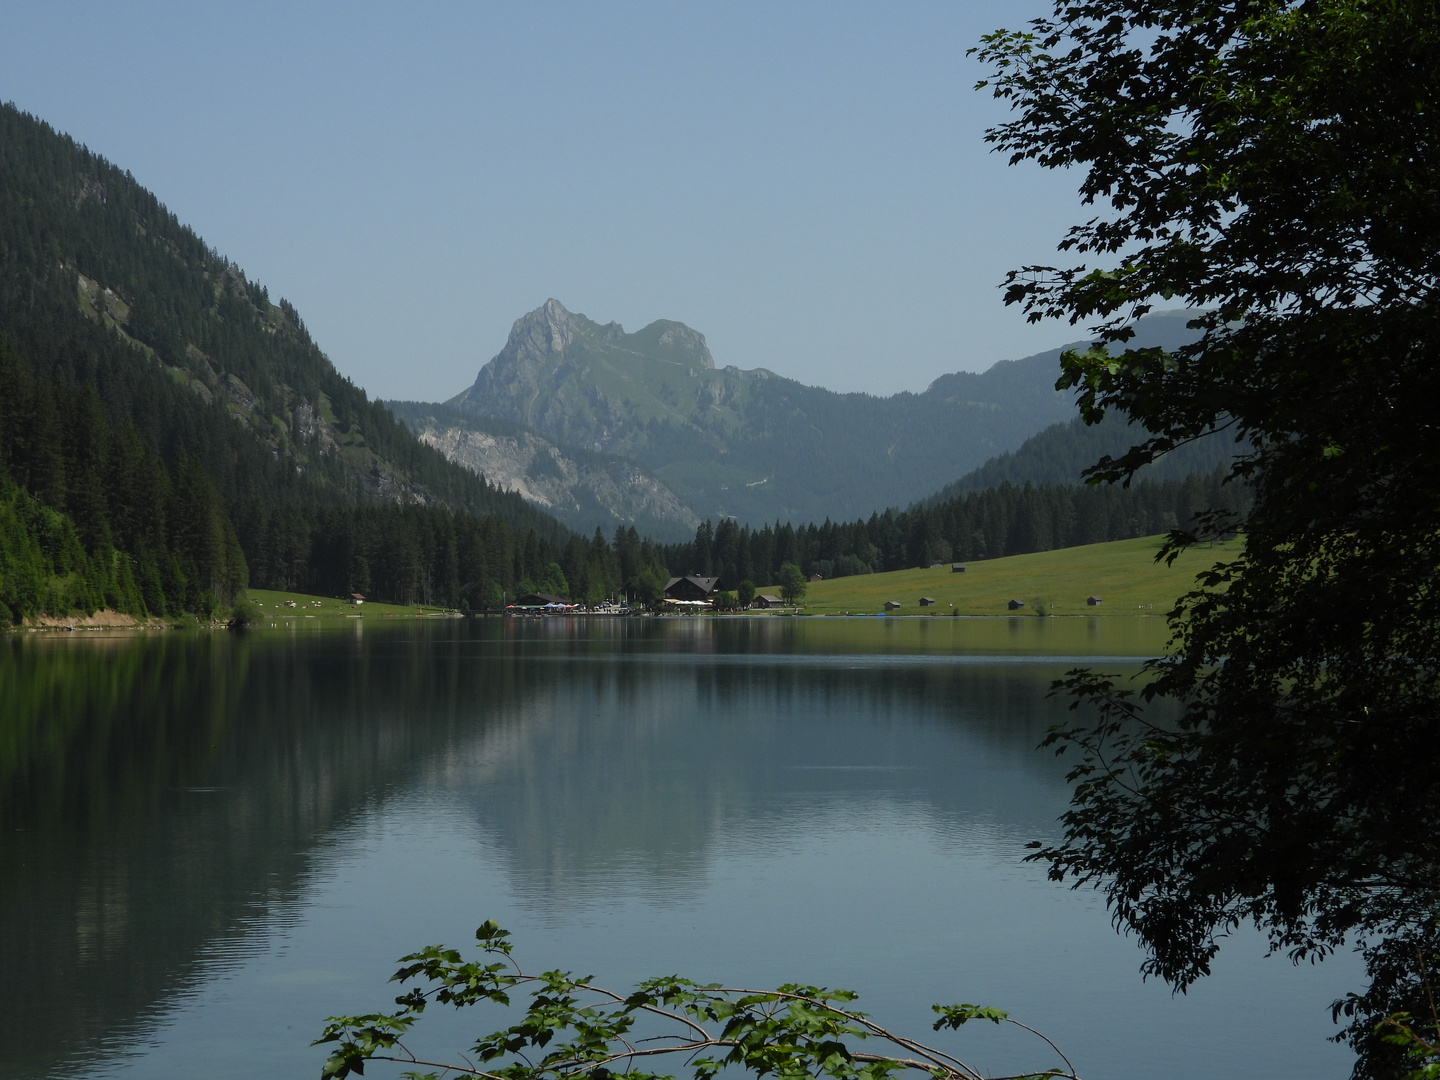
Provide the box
[6,1,1093,402]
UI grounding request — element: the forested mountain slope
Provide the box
[427,299,1201,527]
[928,415,1243,500]
[0,102,589,620]
[0,103,554,525]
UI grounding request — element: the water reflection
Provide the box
[415,650,1081,907]
[1,626,495,1078]
[0,619,1344,1080]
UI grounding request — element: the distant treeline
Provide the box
[659,467,1251,587]
[244,507,667,611]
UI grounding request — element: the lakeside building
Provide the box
[665,575,722,602]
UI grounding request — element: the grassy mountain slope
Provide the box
[438,299,1202,527]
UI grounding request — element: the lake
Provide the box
[0,617,1357,1079]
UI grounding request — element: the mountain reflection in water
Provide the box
[0,618,1352,1080]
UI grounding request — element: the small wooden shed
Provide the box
[1087,595,1103,606]
[951,563,966,573]
[884,600,902,610]
[919,596,936,607]
[1007,599,1026,611]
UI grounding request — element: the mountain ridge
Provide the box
[420,300,1202,529]
[926,415,1244,503]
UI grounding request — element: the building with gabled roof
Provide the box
[665,575,721,602]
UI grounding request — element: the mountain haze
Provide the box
[420,300,1202,528]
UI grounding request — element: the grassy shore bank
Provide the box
[244,589,455,623]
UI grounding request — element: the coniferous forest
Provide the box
[0,100,1241,624]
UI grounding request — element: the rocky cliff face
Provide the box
[388,401,701,540]
[416,423,699,537]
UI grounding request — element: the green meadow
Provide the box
[244,589,454,623]
[759,534,1239,617]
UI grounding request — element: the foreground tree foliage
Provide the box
[315,922,1076,1080]
[975,1,1440,1075]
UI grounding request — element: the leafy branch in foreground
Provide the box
[315,921,1077,1080]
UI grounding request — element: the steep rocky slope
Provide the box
[388,402,700,539]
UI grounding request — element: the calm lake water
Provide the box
[0,617,1357,1079]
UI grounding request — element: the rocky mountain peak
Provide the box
[503,298,588,362]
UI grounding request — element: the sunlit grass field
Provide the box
[756,534,1239,617]
[244,588,453,622]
